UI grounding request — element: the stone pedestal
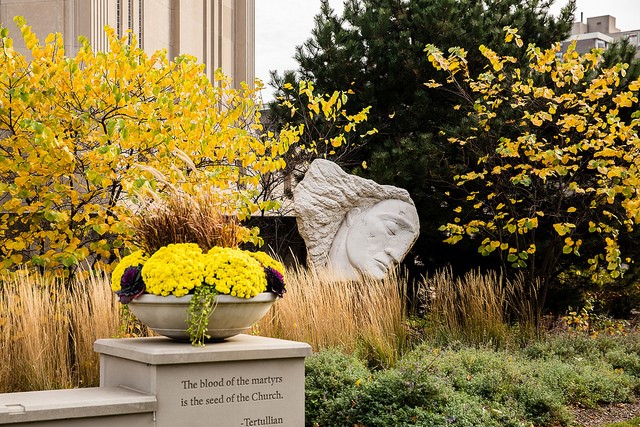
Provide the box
[94,335,311,427]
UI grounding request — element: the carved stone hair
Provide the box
[293,159,415,269]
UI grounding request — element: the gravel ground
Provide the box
[572,401,640,426]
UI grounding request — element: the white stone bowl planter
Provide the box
[127,292,277,341]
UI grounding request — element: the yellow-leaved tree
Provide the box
[258,73,378,208]
[425,28,640,310]
[0,18,367,275]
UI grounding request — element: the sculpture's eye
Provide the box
[385,222,397,236]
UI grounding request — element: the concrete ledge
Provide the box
[94,334,312,365]
[0,386,157,424]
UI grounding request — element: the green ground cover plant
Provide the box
[306,336,640,426]
[605,417,640,427]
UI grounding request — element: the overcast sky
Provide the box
[255,0,640,100]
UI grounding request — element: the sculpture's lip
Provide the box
[373,257,389,272]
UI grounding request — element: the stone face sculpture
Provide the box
[293,159,420,280]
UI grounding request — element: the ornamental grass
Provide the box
[128,169,248,255]
[1,262,541,391]
[0,268,124,392]
[419,267,539,348]
[254,264,410,368]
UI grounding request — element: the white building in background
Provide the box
[0,0,255,87]
[563,14,640,59]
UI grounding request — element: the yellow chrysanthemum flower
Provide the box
[204,247,267,298]
[142,243,205,297]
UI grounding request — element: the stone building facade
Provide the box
[0,0,255,87]
[563,14,640,58]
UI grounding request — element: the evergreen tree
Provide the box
[270,0,576,273]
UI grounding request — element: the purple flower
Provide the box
[265,267,286,298]
[116,265,146,304]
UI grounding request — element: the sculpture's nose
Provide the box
[385,247,402,263]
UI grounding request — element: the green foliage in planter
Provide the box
[186,286,219,346]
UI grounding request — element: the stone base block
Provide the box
[95,335,312,427]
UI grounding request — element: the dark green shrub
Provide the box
[523,334,604,361]
[345,368,450,426]
[400,342,636,424]
[305,349,370,427]
[340,361,508,426]
[305,336,640,426]
[533,358,634,407]
[606,348,640,380]
[406,346,570,425]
